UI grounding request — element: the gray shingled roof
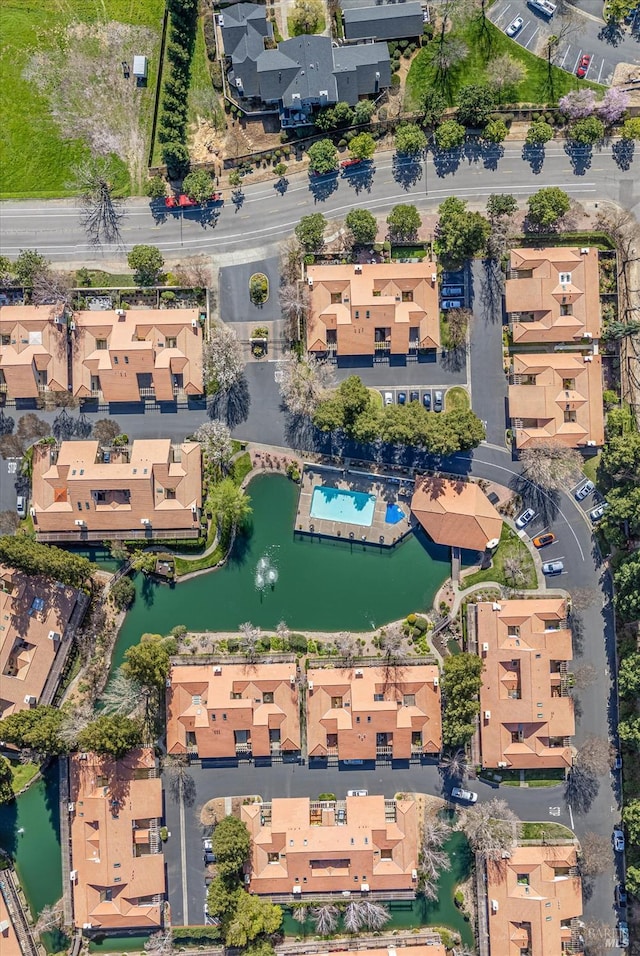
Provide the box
[221,3,272,61]
[344,1,423,41]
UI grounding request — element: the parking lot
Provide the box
[379,386,449,412]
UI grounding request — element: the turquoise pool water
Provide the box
[385,502,405,525]
[310,485,376,527]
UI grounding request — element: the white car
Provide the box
[590,503,608,522]
[515,508,536,529]
[506,16,524,36]
[384,392,393,405]
[16,495,27,518]
[542,560,564,575]
[347,789,368,797]
[574,480,594,501]
[441,299,462,310]
[451,787,478,803]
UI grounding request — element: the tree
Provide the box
[345,209,377,244]
[274,162,288,178]
[290,0,324,33]
[618,652,640,698]
[203,324,244,394]
[226,893,282,947]
[280,280,310,341]
[162,142,190,178]
[145,176,167,200]
[526,120,554,145]
[122,634,175,696]
[572,662,597,690]
[626,865,640,897]
[77,715,143,758]
[17,413,50,443]
[486,54,525,99]
[206,873,240,925]
[279,354,333,417]
[576,736,612,776]
[348,132,375,162]
[461,797,519,861]
[599,433,640,485]
[434,119,466,150]
[311,904,339,935]
[239,621,261,661]
[429,34,468,85]
[619,714,640,748]
[229,169,242,188]
[182,169,214,204]
[621,117,640,140]
[12,250,49,289]
[307,139,338,175]
[579,831,610,877]
[71,157,125,246]
[422,88,446,128]
[456,85,496,127]
[519,441,582,491]
[195,420,233,472]
[441,653,483,748]
[564,765,599,814]
[127,245,164,286]
[295,213,327,252]
[0,755,13,804]
[434,197,490,264]
[420,818,451,890]
[0,511,20,535]
[111,576,136,610]
[0,706,67,756]
[92,419,121,445]
[344,900,390,932]
[207,479,252,534]
[354,99,376,125]
[0,535,93,588]
[31,269,73,310]
[613,551,640,622]
[444,308,471,348]
[606,0,637,21]
[559,88,597,120]
[486,194,518,222]
[101,669,145,718]
[603,486,640,546]
[213,815,251,876]
[483,119,508,144]
[598,87,630,124]
[622,799,640,844]
[386,204,421,241]
[570,116,605,145]
[394,124,427,155]
[526,187,570,228]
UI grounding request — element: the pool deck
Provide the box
[295,465,414,546]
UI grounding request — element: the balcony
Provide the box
[37,384,50,393]
[374,341,391,352]
[376,745,393,757]
[139,387,156,399]
[0,383,7,393]
[235,742,252,756]
[187,744,199,757]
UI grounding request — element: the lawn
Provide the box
[10,761,39,795]
[288,15,326,36]
[445,386,469,412]
[0,0,163,199]
[501,768,566,787]
[406,16,600,110]
[461,523,537,591]
[582,451,601,486]
[520,821,575,840]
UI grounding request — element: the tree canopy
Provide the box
[123,634,176,696]
[295,213,327,252]
[526,187,570,228]
[207,479,252,534]
[386,204,422,241]
[77,715,143,758]
[434,120,466,151]
[127,245,165,286]
[226,894,283,947]
[307,139,338,175]
[394,124,427,156]
[213,815,252,876]
[456,84,496,126]
[0,535,94,588]
[434,197,490,264]
[526,120,554,146]
[0,755,15,804]
[442,653,483,748]
[614,551,640,623]
[0,706,67,756]
[349,132,376,162]
[182,169,215,204]
[345,209,378,245]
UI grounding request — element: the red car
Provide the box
[165,194,198,208]
[340,158,362,169]
[210,191,223,203]
[576,54,592,78]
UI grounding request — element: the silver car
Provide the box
[515,508,536,529]
[590,503,608,522]
[542,560,564,575]
[575,480,594,501]
[506,16,524,36]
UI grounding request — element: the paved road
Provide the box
[1,143,638,264]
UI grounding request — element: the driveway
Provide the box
[219,256,282,325]
[468,259,508,447]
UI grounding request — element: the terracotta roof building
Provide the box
[486,844,583,956]
[0,304,68,399]
[167,662,301,760]
[69,748,165,931]
[0,881,22,956]
[0,564,81,719]
[472,599,575,770]
[31,439,202,542]
[508,352,604,450]
[71,309,203,403]
[505,247,600,345]
[411,477,503,553]
[242,795,419,898]
[306,263,439,357]
[328,948,445,956]
[306,665,442,761]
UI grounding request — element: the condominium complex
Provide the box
[306,263,440,358]
[0,304,68,398]
[472,599,575,770]
[69,749,165,931]
[306,664,442,761]
[241,795,419,898]
[166,662,301,760]
[411,476,503,553]
[31,439,202,541]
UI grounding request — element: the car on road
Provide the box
[441,286,463,296]
[542,560,564,575]
[618,921,629,947]
[576,54,592,78]
[614,752,623,771]
[533,532,556,549]
[423,392,431,410]
[590,503,608,522]
[347,789,368,797]
[506,16,524,36]
[515,508,536,529]
[16,495,26,519]
[575,480,595,501]
[410,390,419,403]
[384,391,393,405]
[203,838,216,864]
[451,787,478,803]
[433,390,443,413]
[614,828,625,853]
[340,158,362,169]
[397,392,406,405]
[616,883,628,907]
[441,299,462,310]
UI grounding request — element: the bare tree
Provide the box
[503,551,526,586]
[58,702,94,749]
[344,900,390,932]
[570,588,599,612]
[380,628,406,662]
[101,669,144,717]
[564,765,599,814]
[420,818,452,883]
[145,930,174,956]
[31,269,74,311]
[163,754,194,802]
[172,256,213,289]
[440,748,469,781]
[280,281,311,343]
[203,324,244,394]
[34,900,64,937]
[579,831,610,877]
[92,419,121,445]
[460,797,519,861]
[71,157,125,246]
[194,420,233,473]
[280,237,304,285]
[276,620,289,642]
[0,511,21,535]
[519,440,583,491]
[311,904,339,935]
[278,354,334,418]
[291,904,309,926]
[486,54,526,99]
[335,631,359,663]
[239,621,261,661]
[444,308,471,349]
[576,736,613,777]
[572,662,597,690]
[16,413,51,443]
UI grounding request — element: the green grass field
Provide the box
[406,17,600,110]
[10,761,39,795]
[461,524,537,591]
[0,0,163,199]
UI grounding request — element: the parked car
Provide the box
[384,391,393,405]
[515,508,536,529]
[16,495,26,519]
[506,15,524,35]
[433,390,443,413]
[410,390,419,403]
[542,560,564,575]
[614,752,623,771]
[397,392,406,405]
[533,532,556,548]
[618,921,629,947]
[576,53,592,78]
[203,838,216,864]
[340,158,362,169]
[441,299,462,310]
[422,391,432,410]
[347,789,368,797]
[451,787,478,803]
[590,502,608,522]
[616,883,628,907]
[441,286,463,296]
[614,828,625,853]
[575,480,595,501]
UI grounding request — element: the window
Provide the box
[372,289,381,297]
[402,290,413,302]
[223,713,227,721]
[517,873,530,885]
[166,336,177,348]
[331,696,343,709]
[365,310,370,319]
[559,272,572,284]
[1,335,9,346]
[508,625,520,637]
[124,356,129,364]
[403,694,415,706]
[367,715,371,722]
[99,889,113,902]
[560,303,573,316]
[268,852,279,864]
[96,339,108,350]
[165,488,176,499]
[230,692,242,700]
[355,310,360,319]
[114,356,119,364]
[374,693,384,702]
[380,848,392,860]
[563,410,577,423]
[263,692,274,704]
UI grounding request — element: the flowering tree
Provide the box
[278,354,334,417]
[203,324,244,394]
[559,89,597,120]
[597,87,630,125]
[194,420,233,472]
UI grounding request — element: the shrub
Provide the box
[406,613,417,625]
[111,576,136,610]
[318,793,336,800]
[288,632,308,653]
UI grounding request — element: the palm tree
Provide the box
[239,621,261,661]
[440,748,469,781]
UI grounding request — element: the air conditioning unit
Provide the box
[411,869,417,881]
[433,676,439,687]
[308,680,314,691]
[213,666,222,675]
[30,507,35,517]
[492,603,501,611]
[292,885,301,894]
[70,869,77,881]
[484,710,491,720]
[24,695,37,706]
[354,265,362,274]
[290,674,295,685]
[308,277,314,287]
[68,803,75,813]
[482,643,489,652]
[244,874,250,884]
[141,518,151,525]
[83,923,93,930]
[116,309,126,318]
[584,332,592,340]
[491,900,499,913]
[584,355,593,362]
[48,630,61,641]
[74,519,85,527]
[431,273,437,283]
[586,440,597,446]
[191,319,198,328]
[580,247,589,254]
[69,321,76,331]
[355,669,364,677]
[498,761,507,768]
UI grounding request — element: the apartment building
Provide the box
[0,564,82,719]
[306,664,442,762]
[31,439,202,541]
[306,263,440,358]
[166,662,301,760]
[486,844,584,956]
[411,476,503,553]
[72,308,203,403]
[0,304,68,399]
[69,749,165,931]
[241,795,419,898]
[472,599,575,770]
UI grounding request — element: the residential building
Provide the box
[0,304,68,399]
[0,879,23,956]
[221,3,274,100]
[508,352,605,449]
[486,843,584,956]
[344,3,424,41]
[31,439,202,542]
[0,564,82,719]
[306,664,442,761]
[411,477,503,553]
[307,263,440,358]
[72,308,204,403]
[166,662,301,760]
[505,247,601,345]
[241,795,419,898]
[69,748,165,931]
[330,949,445,956]
[472,599,575,770]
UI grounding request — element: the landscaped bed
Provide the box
[461,524,537,591]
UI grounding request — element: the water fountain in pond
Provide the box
[255,554,278,592]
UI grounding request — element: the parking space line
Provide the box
[597,60,605,84]
[524,26,539,49]
[572,49,583,74]
[559,45,571,68]
[494,3,512,25]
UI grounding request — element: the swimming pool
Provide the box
[385,502,405,525]
[310,486,376,527]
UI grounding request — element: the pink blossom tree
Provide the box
[598,87,630,125]
[559,89,597,120]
